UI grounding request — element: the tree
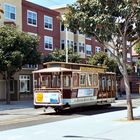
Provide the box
[0,5,4,19]
[0,25,40,104]
[44,48,81,63]
[134,42,140,54]
[66,0,140,120]
[87,51,118,72]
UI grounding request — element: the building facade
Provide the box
[0,0,60,101]
[1,1,138,101]
[53,5,104,62]
[22,0,60,56]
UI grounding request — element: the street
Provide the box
[0,98,140,140]
[0,95,140,131]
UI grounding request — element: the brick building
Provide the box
[0,0,61,101]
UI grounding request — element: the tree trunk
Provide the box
[123,70,134,120]
[5,72,10,104]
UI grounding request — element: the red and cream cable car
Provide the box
[33,62,116,112]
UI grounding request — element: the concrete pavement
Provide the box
[0,105,140,140]
[0,94,140,140]
[0,93,140,121]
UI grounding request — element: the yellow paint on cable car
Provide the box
[36,92,43,102]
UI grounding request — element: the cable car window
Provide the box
[87,74,92,87]
[107,76,111,91]
[52,73,60,88]
[80,74,86,86]
[102,76,106,91]
[73,73,79,87]
[34,80,37,88]
[93,74,98,87]
[41,75,51,88]
[63,75,71,87]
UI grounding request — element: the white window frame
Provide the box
[127,53,131,62]
[61,40,65,50]
[44,15,53,30]
[79,42,85,53]
[86,44,92,55]
[95,46,101,53]
[44,36,53,50]
[27,10,37,27]
[85,34,91,40]
[19,75,30,92]
[4,3,16,21]
[28,32,37,36]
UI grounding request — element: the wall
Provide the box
[0,0,22,30]
[22,0,60,55]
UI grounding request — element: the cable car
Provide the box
[33,62,116,112]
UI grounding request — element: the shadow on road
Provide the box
[43,105,127,116]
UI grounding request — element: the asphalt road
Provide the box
[0,97,140,131]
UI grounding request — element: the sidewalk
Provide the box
[116,92,140,100]
[0,100,33,111]
[0,105,140,139]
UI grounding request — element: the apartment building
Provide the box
[0,0,22,29]
[0,0,23,101]
[0,0,60,101]
[22,0,60,56]
[52,5,104,62]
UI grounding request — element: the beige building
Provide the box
[52,5,96,60]
[0,0,34,101]
[0,0,22,30]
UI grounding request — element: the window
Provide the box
[79,43,85,53]
[63,75,71,87]
[86,45,92,55]
[61,23,65,31]
[95,46,101,53]
[4,4,16,20]
[61,40,65,50]
[93,74,98,87]
[28,32,37,37]
[52,74,60,88]
[67,40,70,47]
[74,42,77,52]
[85,34,91,40]
[34,80,38,88]
[71,41,74,48]
[41,75,51,88]
[127,53,131,62]
[73,73,79,87]
[44,36,53,50]
[44,15,53,30]
[102,77,106,91]
[87,74,92,87]
[27,10,37,26]
[80,74,86,86]
[27,64,38,68]
[19,75,30,92]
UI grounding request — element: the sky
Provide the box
[27,0,76,8]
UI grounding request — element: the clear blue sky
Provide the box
[27,0,76,8]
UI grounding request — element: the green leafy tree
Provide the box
[87,51,118,72]
[44,48,81,63]
[0,25,40,104]
[0,5,4,19]
[88,51,132,78]
[134,42,140,54]
[66,0,140,120]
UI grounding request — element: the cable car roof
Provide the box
[32,67,76,73]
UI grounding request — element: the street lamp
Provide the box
[62,15,68,63]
